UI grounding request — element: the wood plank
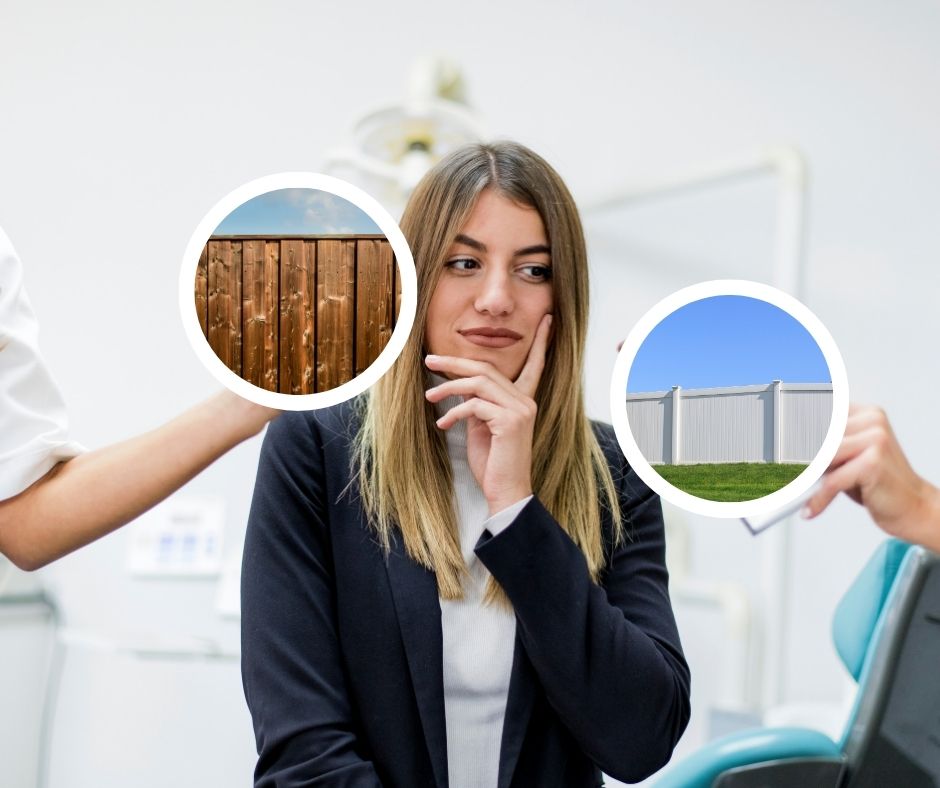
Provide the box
[263,240,279,391]
[316,239,355,391]
[207,239,241,374]
[232,241,243,376]
[300,240,316,393]
[394,252,401,325]
[242,240,260,386]
[355,239,394,374]
[241,239,279,391]
[278,239,315,394]
[195,244,208,337]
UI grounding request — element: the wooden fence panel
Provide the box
[242,240,278,391]
[316,240,355,391]
[394,255,402,324]
[279,239,315,394]
[207,240,241,375]
[197,235,395,393]
[263,241,280,389]
[355,239,394,375]
[195,245,208,336]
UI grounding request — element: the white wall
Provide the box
[626,394,671,463]
[2,1,939,784]
[781,387,834,462]
[626,383,831,464]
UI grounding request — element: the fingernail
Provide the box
[425,354,439,364]
[800,505,812,519]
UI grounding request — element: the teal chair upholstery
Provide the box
[654,539,940,788]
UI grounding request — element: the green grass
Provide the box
[655,462,809,502]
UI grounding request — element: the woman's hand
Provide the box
[425,314,552,516]
[802,404,940,551]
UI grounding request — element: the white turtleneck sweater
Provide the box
[433,377,532,788]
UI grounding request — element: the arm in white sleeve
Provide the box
[0,226,84,501]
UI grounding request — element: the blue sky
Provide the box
[214,188,381,234]
[627,295,831,392]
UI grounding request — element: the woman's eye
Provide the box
[520,264,552,282]
[445,258,479,272]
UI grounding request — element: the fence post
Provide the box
[772,379,782,463]
[671,385,682,465]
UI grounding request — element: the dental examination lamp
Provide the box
[324,56,486,214]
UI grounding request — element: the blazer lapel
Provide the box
[385,538,449,788]
[497,632,538,788]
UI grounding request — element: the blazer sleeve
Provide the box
[473,428,691,784]
[241,411,383,787]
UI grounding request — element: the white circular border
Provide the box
[179,173,416,411]
[610,280,849,519]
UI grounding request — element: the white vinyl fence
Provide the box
[625,381,832,464]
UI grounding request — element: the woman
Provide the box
[241,142,690,787]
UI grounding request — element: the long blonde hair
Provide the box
[354,141,621,602]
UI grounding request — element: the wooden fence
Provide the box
[195,235,400,394]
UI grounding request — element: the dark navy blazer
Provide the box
[241,402,690,787]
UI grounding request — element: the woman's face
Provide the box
[425,189,554,381]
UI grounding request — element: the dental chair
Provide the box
[655,539,940,787]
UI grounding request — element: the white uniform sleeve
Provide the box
[0,226,85,501]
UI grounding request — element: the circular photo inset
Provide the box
[610,280,848,520]
[179,174,416,410]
